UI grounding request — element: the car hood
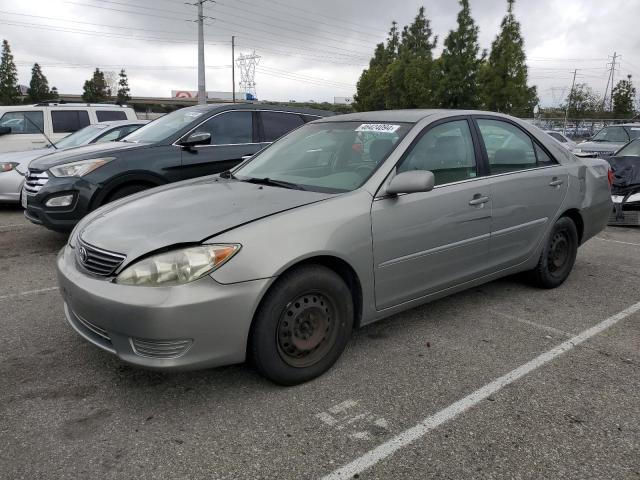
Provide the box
[29,141,147,170]
[0,148,52,173]
[576,141,624,153]
[78,177,335,263]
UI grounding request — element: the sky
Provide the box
[1,0,639,108]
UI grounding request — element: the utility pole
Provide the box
[602,52,618,111]
[609,51,617,111]
[232,35,236,103]
[563,69,577,135]
[196,0,206,105]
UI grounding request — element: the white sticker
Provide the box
[356,123,400,133]
[185,112,203,117]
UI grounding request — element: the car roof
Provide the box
[185,103,334,117]
[313,109,517,124]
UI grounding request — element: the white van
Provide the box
[0,103,137,153]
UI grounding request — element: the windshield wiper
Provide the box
[219,170,236,179]
[242,177,306,191]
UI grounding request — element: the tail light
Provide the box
[607,168,614,187]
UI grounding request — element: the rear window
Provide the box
[96,110,128,122]
[51,110,90,133]
[261,111,305,142]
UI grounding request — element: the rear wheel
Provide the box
[249,264,354,385]
[529,216,578,289]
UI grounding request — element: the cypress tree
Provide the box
[116,69,131,104]
[82,68,111,103]
[27,63,53,103]
[437,0,483,108]
[0,39,20,105]
[479,0,537,116]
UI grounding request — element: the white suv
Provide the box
[0,103,137,153]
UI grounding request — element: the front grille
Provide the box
[24,169,49,194]
[77,239,126,276]
[131,338,193,359]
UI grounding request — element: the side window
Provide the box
[397,120,477,186]
[195,111,253,145]
[0,111,44,134]
[261,111,305,142]
[607,127,629,142]
[477,119,537,174]
[302,114,321,123]
[549,132,567,143]
[94,128,124,143]
[534,144,556,166]
[96,110,127,122]
[51,110,91,133]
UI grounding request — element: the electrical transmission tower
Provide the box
[602,52,619,111]
[236,51,260,101]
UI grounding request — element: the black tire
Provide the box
[105,184,151,204]
[249,264,354,385]
[529,216,578,289]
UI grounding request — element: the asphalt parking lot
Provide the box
[1,205,638,480]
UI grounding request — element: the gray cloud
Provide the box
[1,0,638,107]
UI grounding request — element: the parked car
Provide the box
[605,138,640,226]
[0,103,137,153]
[544,130,577,150]
[0,120,147,204]
[573,123,640,158]
[24,104,332,231]
[57,110,612,385]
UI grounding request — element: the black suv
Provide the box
[24,104,332,231]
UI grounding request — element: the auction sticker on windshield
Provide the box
[356,124,401,133]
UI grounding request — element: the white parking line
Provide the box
[490,309,572,338]
[595,237,640,247]
[0,223,27,229]
[321,300,640,480]
[0,286,59,301]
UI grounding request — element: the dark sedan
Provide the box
[24,104,332,231]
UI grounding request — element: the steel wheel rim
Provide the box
[276,292,338,368]
[548,230,570,274]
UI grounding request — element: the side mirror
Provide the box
[0,126,11,136]
[386,170,435,195]
[180,131,211,147]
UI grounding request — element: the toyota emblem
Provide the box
[79,246,88,264]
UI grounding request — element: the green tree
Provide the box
[82,68,111,103]
[382,6,438,109]
[27,63,54,103]
[50,86,59,99]
[562,83,602,118]
[116,69,131,104]
[354,21,400,111]
[0,39,20,105]
[437,0,483,108]
[612,75,636,117]
[479,0,537,116]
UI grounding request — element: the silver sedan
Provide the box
[57,110,612,385]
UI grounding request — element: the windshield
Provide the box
[54,124,105,149]
[591,126,631,143]
[616,139,640,157]
[123,107,206,143]
[234,121,411,193]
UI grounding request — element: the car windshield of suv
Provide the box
[591,126,630,143]
[616,139,640,157]
[123,108,205,143]
[53,124,107,149]
[234,121,411,193]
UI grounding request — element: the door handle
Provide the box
[549,177,564,187]
[469,194,490,206]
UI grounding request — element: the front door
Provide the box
[371,118,492,310]
[180,110,261,179]
[474,117,569,270]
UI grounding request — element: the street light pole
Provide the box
[197,0,206,105]
[563,69,577,136]
[232,35,236,103]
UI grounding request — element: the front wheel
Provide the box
[529,216,578,289]
[249,265,354,385]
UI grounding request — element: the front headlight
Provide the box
[49,157,114,177]
[115,244,241,286]
[0,162,18,173]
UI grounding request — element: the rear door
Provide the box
[179,110,261,178]
[258,110,306,149]
[473,117,569,271]
[49,109,91,142]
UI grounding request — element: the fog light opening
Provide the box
[45,194,74,207]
